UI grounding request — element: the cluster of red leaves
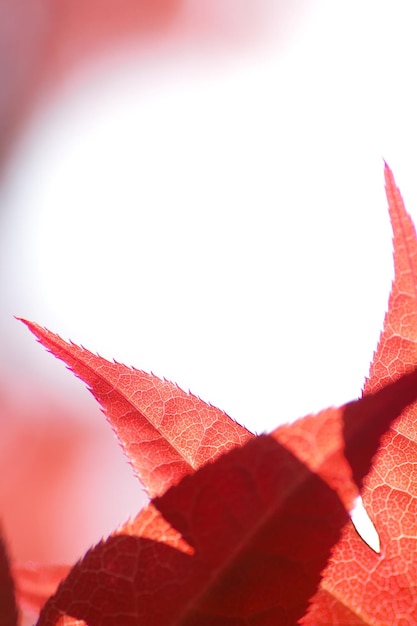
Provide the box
[2,164,417,625]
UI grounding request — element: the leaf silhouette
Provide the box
[0,0,181,168]
[18,320,253,499]
[0,531,18,626]
[303,164,417,625]
[31,361,417,625]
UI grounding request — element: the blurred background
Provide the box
[1,0,417,574]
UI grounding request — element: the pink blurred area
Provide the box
[0,0,301,168]
[0,0,308,575]
[1,0,179,165]
[0,370,147,565]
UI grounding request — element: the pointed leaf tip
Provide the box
[305,165,417,625]
[21,319,253,498]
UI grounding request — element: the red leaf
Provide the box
[18,165,417,624]
[365,162,417,393]
[19,319,253,498]
[34,368,417,626]
[303,164,417,625]
[0,531,18,626]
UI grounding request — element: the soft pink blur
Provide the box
[1,0,301,169]
[0,371,146,565]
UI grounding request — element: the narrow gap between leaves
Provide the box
[350,496,380,553]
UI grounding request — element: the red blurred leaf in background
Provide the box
[0,0,180,165]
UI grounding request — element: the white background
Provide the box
[1,0,417,563]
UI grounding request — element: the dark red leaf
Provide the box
[0,530,18,626]
[35,367,417,626]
